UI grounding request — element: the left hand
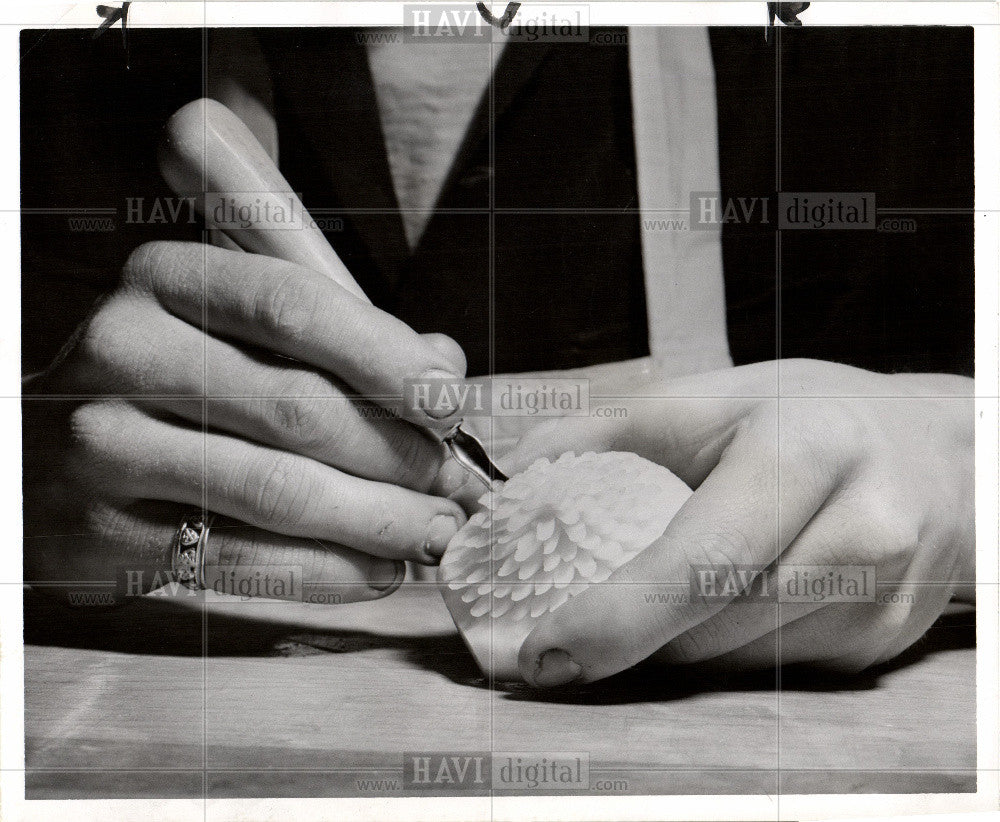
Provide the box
[500,359,974,687]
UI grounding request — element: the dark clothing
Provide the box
[20,27,973,377]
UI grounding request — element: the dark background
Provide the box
[20,27,974,377]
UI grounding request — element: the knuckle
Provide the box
[267,372,338,453]
[270,396,325,452]
[732,403,780,462]
[685,530,763,608]
[382,424,439,489]
[782,400,868,471]
[249,453,317,529]
[252,270,324,343]
[696,530,757,578]
[121,240,178,291]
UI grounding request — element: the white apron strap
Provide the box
[628,27,732,375]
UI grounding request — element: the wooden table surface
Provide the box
[24,584,976,798]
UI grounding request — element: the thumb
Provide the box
[497,362,773,483]
[499,389,751,489]
[420,332,467,378]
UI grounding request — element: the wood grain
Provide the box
[24,585,975,798]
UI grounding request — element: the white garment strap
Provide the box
[628,27,732,375]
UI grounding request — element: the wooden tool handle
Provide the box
[158,98,369,302]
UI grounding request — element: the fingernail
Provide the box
[533,648,582,687]
[423,513,460,559]
[368,559,404,592]
[416,369,463,420]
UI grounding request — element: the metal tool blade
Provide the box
[445,425,508,487]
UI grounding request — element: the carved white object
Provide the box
[438,451,693,682]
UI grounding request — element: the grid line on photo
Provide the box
[14,205,992,216]
[11,395,994,402]
[775,25,784,812]
[488,21,499,815]
[199,13,210,818]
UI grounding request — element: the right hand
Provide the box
[23,240,474,605]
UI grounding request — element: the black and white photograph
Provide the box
[4,1,999,820]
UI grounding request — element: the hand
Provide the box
[24,241,475,605]
[501,359,974,686]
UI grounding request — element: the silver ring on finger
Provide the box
[171,511,214,589]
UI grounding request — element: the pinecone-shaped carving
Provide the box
[438,451,692,680]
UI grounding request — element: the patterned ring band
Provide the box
[171,512,214,589]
